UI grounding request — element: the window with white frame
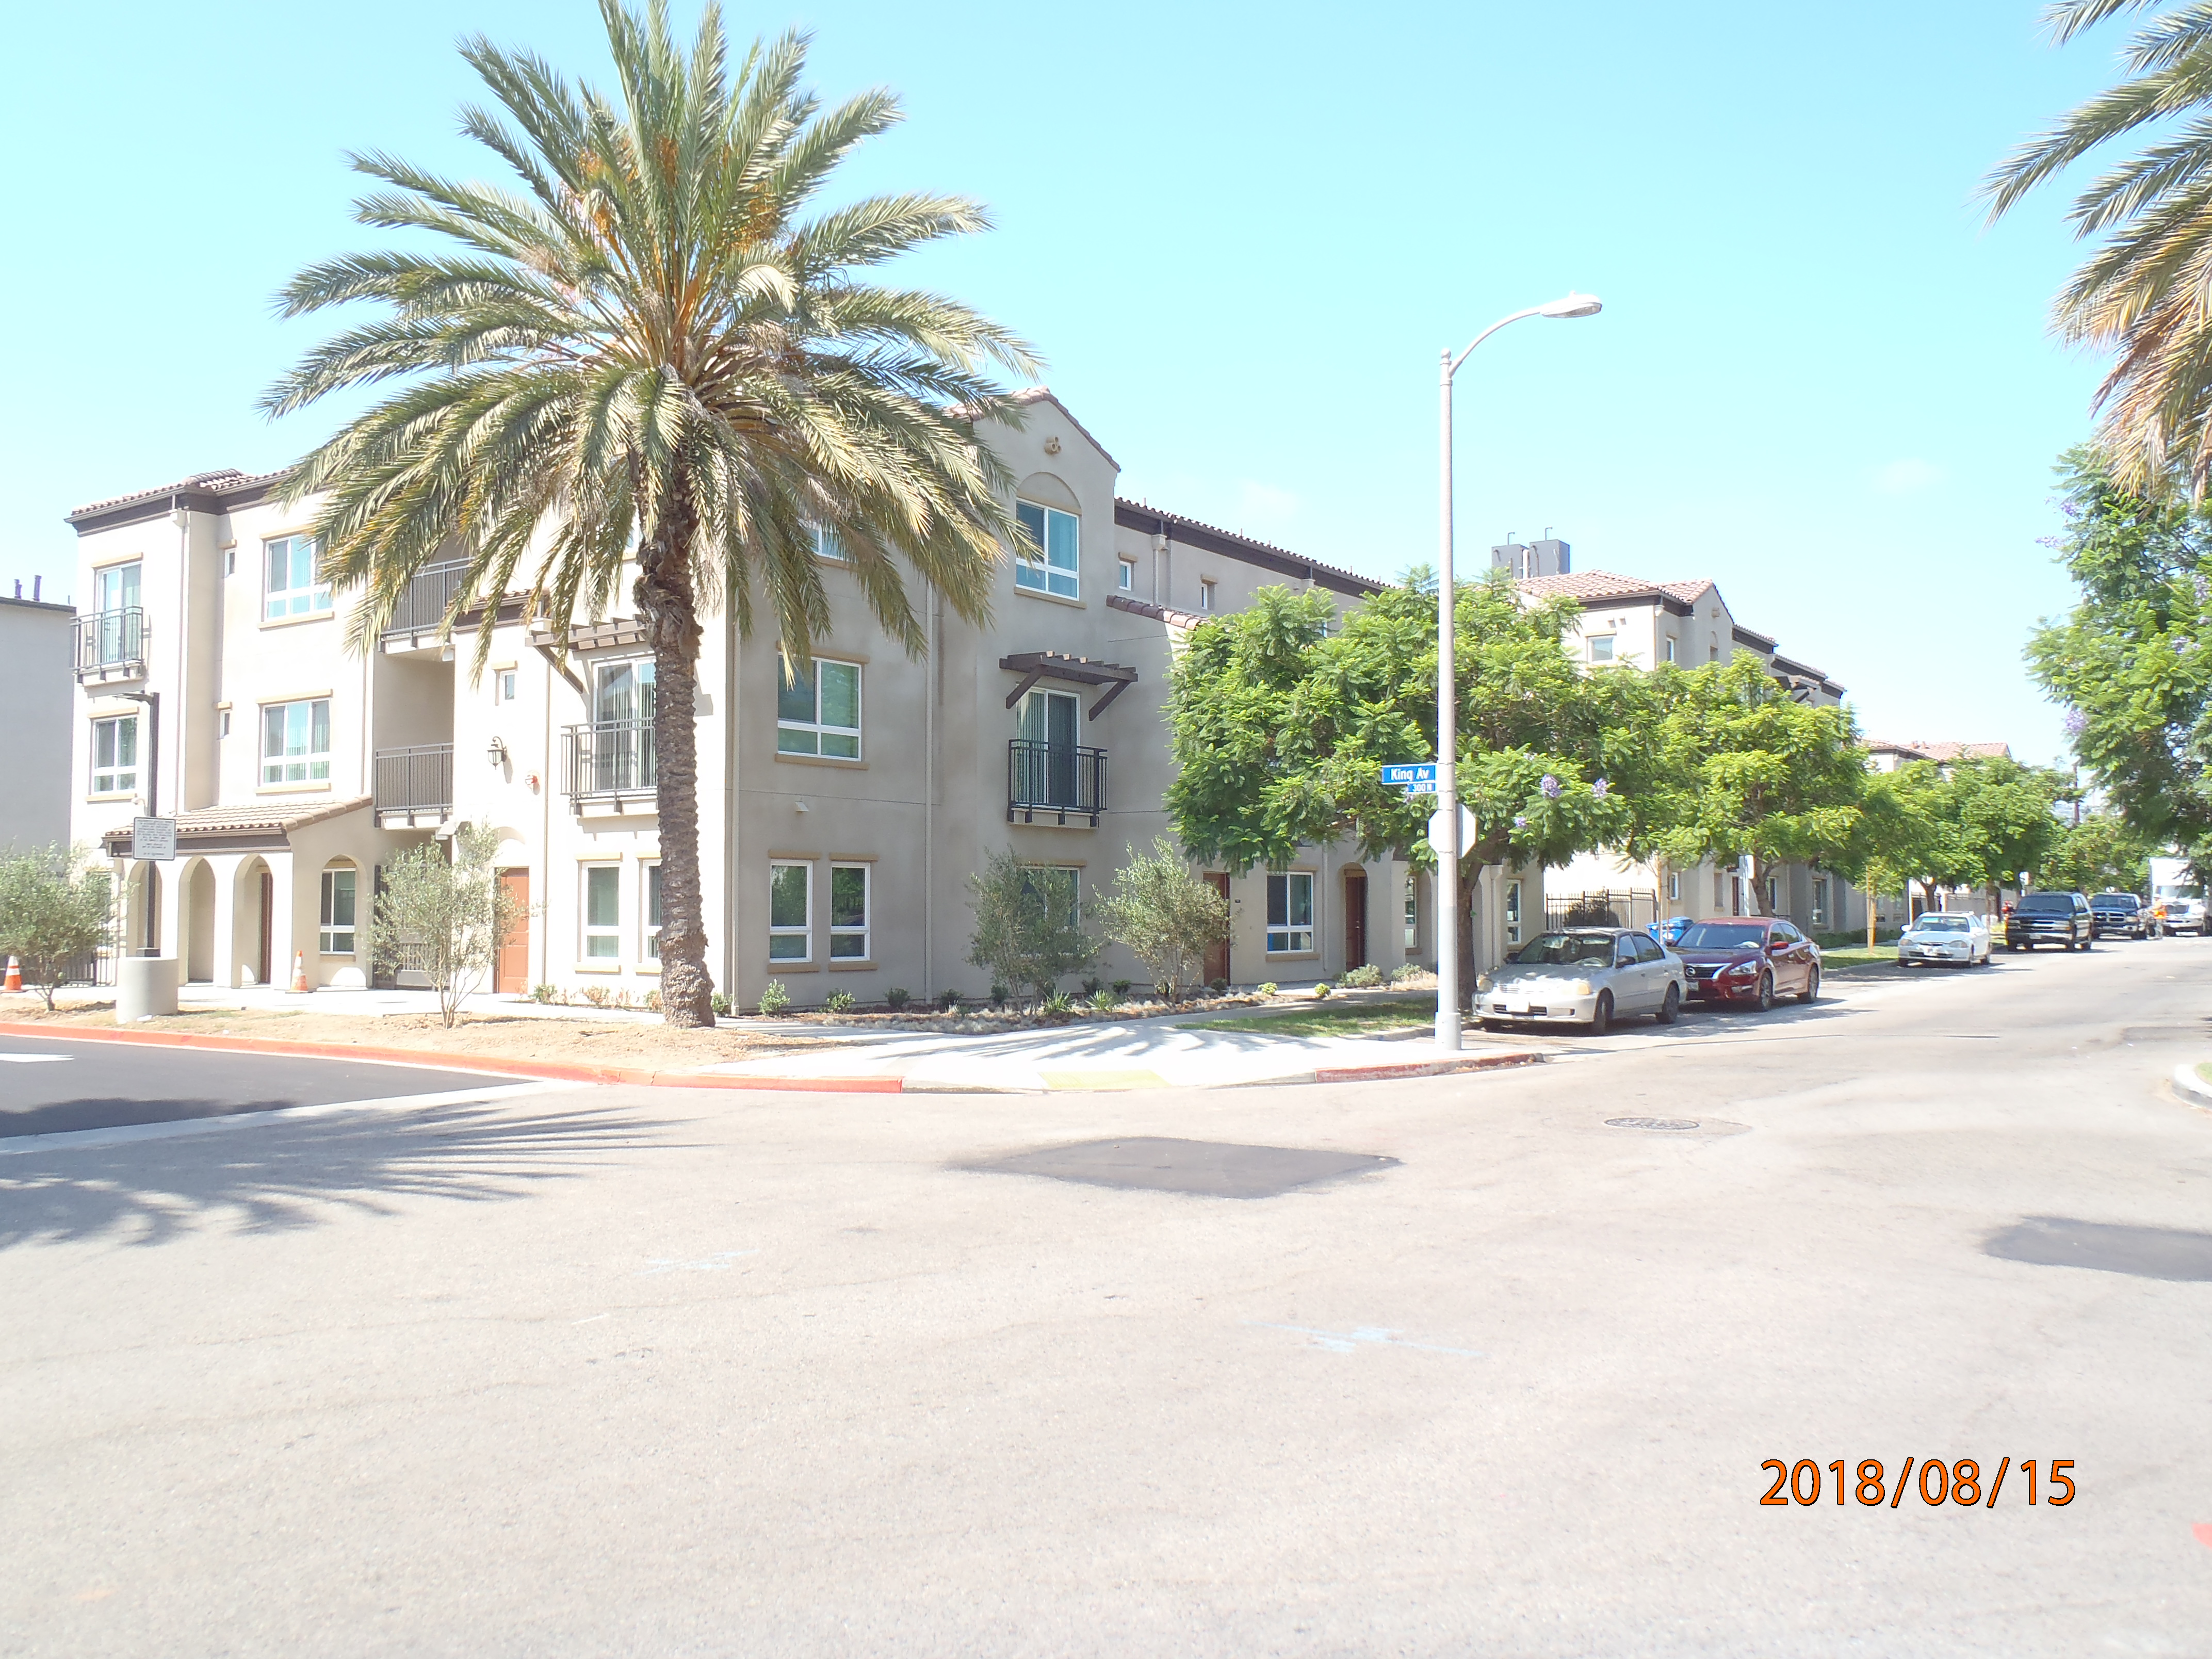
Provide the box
[777,658,861,758]
[90,714,137,794]
[1667,871,1681,903]
[829,863,870,960]
[498,670,517,703]
[1588,634,1615,662]
[1663,637,1677,663]
[1505,879,1523,945]
[582,864,621,959]
[1266,871,1314,954]
[1199,580,1216,612]
[320,866,357,955]
[1403,879,1419,951]
[1811,875,1829,929]
[1018,864,1079,923]
[261,698,331,785]
[1117,558,1135,592]
[769,861,811,960]
[812,524,850,562]
[264,534,331,621]
[1014,499,1079,598]
[644,861,662,959]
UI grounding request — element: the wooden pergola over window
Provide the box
[998,651,1138,720]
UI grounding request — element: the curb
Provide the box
[2174,1063,2212,1109]
[0,1021,1544,1096]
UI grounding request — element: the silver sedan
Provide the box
[1897,913,1991,967]
[1475,927,1686,1035]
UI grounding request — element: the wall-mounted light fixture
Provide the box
[487,736,509,768]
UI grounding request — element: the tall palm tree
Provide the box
[263,0,1038,1026]
[1985,1,2212,493]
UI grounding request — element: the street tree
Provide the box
[966,848,1096,1005]
[2043,810,2153,894]
[2027,449,2212,874]
[0,845,111,1012]
[1095,837,1230,998]
[1940,755,2064,911]
[263,1,1036,1027]
[364,824,525,1027]
[1163,578,1631,1009]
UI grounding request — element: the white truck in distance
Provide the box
[2150,855,2207,935]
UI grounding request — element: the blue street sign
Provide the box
[1379,762,1438,791]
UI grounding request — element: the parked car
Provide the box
[2006,891,2094,951]
[2154,895,2207,936]
[1896,912,1991,967]
[1648,915,1695,947]
[1673,918,1821,1010]
[1477,926,1684,1035]
[2089,891,2153,939]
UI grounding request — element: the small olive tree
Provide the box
[364,824,522,1027]
[0,844,112,1011]
[1096,838,1230,998]
[967,847,1096,1005]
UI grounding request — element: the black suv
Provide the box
[2089,891,2152,939]
[2007,891,2094,952]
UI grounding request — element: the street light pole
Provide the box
[1434,293,1603,1050]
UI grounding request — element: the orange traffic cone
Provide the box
[4,956,20,993]
[289,951,310,994]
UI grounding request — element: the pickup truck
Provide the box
[2006,891,2094,952]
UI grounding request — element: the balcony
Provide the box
[563,720,656,812]
[1007,739,1105,827]
[373,744,454,827]
[74,607,147,682]
[379,560,469,650]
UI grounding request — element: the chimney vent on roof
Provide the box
[1496,538,1570,579]
[1490,540,1527,577]
[1530,537,1570,576]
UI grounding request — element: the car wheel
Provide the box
[1755,973,1775,1013]
[1798,966,1819,1003]
[1657,982,1681,1025]
[1479,1018,1504,1032]
[1588,990,1614,1036]
[2080,935,2092,952]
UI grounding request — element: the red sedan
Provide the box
[1673,918,1821,1010]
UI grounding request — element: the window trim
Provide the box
[1199,579,1216,613]
[776,657,863,760]
[89,713,139,796]
[1587,634,1616,663]
[769,859,813,962]
[319,865,359,956]
[1117,558,1136,592]
[263,533,332,623]
[811,524,850,563]
[581,862,622,961]
[1505,879,1523,945]
[1013,499,1080,599]
[1265,869,1316,956]
[828,861,870,962]
[642,859,662,961]
[259,697,332,787]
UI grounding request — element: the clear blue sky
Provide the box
[2,1,2124,764]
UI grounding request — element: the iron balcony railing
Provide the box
[1007,738,1105,826]
[382,560,469,638]
[564,719,656,804]
[73,607,147,677]
[373,744,455,815]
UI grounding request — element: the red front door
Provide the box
[1343,870,1368,971]
[1203,873,1231,986]
[494,869,531,993]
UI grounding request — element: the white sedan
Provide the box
[1476,927,1685,1035]
[1896,912,1991,967]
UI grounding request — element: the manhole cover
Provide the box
[956,1136,1397,1199]
[1605,1116,1700,1132]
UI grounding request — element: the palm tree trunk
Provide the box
[637,483,717,1029]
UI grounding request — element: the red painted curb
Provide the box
[1310,1052,1544,1084]
[0,1022,903,1095]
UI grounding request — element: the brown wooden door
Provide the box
[495,869,530,993]
[257,871,273,985]
[1203,873,1231,986]
[1343,869,1368,971]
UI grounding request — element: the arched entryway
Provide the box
[233,856,274,987]
[181,858,217,983]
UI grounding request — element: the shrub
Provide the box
[1389,964,1424,985]
[1341,964,1384,988]
[1039,990,1075,1019]
[1095,837,1230,1001]
[823,989,855,1015]
[939,989,963,1013]
[1313,982,1332,999]
[710,992,730,1016]
[644,989,662,1013]
[758,980,791,1017]
[1111,979,1132,996]
[363,823,524,1028]
[1209,977,1229,994]
[529,983,559,1004]
[989,981,1009,1007]
[0,843,110,1012]
[1088,987,1118,1012]
[581,983,611,1006]
[966,847,1097,1004]
[1081,976,1103,996]
[885,986,912,1011]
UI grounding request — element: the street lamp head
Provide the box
[1539,291,1603,319]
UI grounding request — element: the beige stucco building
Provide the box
[1,583,73,854]
[65,392,1537,1004]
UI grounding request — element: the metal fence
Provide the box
[1007,738,1105,826]
[372,744,455,814]
[382,560,469,637]
[1543,889,1662,933]
[72,607,147,676]
[563,720,656,801]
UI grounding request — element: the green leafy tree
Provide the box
[1095,837,1230,998]
[1163,578,1632,1007]
[1941,756,2065,909]
[2043,809,2153,893]
[1625,656,1866,915]
[263,2,1037,1027]
[2026,449,2212,873]
[1983,3,2212,492]
[966,848,1096,1005]
[364,824,524,1027]
[0,845,111,1011]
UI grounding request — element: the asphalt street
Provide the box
[0,1033,527,1140]
[3,939,2209,1656]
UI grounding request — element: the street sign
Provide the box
[131,816,176,861]
[1426,804,1476,858]
[1380,762,1439,792]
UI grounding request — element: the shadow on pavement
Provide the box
[1983,1215,2212,1282]
[0,1102,678,1253]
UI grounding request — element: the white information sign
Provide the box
[131,816,176,861]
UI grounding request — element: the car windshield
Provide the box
[2092,894,2136,909]
[1514,931,1619,967]
[1914,916,1970,933]
[2017,894,2075,914]
[1677,923,1768,950]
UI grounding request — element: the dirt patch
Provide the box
[0,1000,811,1072]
